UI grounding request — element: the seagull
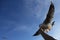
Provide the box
[33,2,55,36]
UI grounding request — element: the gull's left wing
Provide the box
[43,2,55,24]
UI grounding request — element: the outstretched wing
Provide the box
[33,28,56,40]
[33,28,41,36]
[43,2,55,24]
[40,29,56,40]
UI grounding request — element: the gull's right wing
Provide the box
[40,29,56,40]
[33,28,41,36]
[33,28,56,40]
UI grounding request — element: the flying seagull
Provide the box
[33,2,55,36]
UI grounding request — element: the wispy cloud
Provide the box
[14,25,29,31]
[21,0,50,19]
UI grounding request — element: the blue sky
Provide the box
[0,0,60,40]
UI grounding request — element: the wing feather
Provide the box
[43,2,55,24]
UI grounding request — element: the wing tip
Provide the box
[50,1,55,9]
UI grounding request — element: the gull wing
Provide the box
[33,29,56,40]
[40,29,56,40]
[43,2,55,24]
[33,28,41,36]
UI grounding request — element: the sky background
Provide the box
[0,0,60,40]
